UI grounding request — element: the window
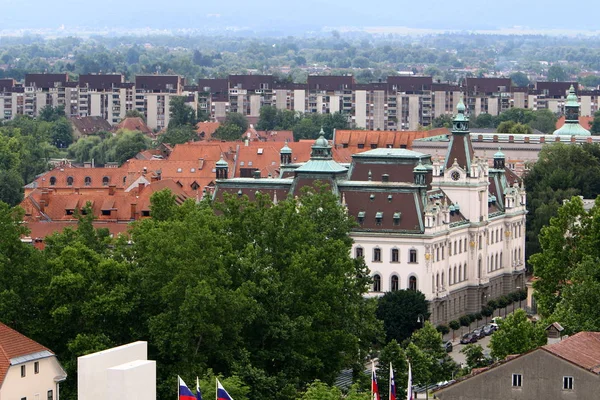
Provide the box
[479,234,482,250]
[409,249,417,263]
[66,176,74,186]
[358,211,365,224]
[102,176,109,186]
[464,239,467,252]
[563,376,573,390]
[463,263,467,280]
[34,361,39,374]
[357,143,365,149]
[50,176,56,186]
[84,176,91,186]
[391,275,399,291]
[393,212,401,226]
[21,365,26,377]
[375,211,383,225]
[512,374,522,387]
[453,241,457,254]
[373,248,381,262]
[409,276,417,291]
[47,390,53,400]
[458,239,462,253]
[355,247,364,258]
[391,248,399,263]
[373,274,381,292]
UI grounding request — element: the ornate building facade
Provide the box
[213,100,527,325]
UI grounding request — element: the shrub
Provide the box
[436,324,450,335]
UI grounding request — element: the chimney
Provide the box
[253,170,261,179]
[108,184,116,196]
[382,174,389,183]
[39,199,46,213]
[130,202,137,220]
[198,158,205,170]
[41,189,50,206]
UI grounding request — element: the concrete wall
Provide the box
[354,90,367,129]
[293,90,305,113]
[107,360,156,400]
[78,341,148,400]
[0,356,65,400]
[435,349,600,400]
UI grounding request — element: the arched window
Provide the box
[453,241,457,255]
[84,176,92,186]
[391,275,399,291]
[449,268,453,285]
[518,247,522,261]
[373,247,382,262]
[500,252,503,268]
[479,234,483,250]
[478,257,482,278]
[373,274,381,292]
[436,273,440,289]
[500,228,503,241]
[409,276,417,291]
[458,265,461,282]
[464,238,467,252]
[495,253,499,270]
[355,247,364,258]
[50,176,56,186]
[66,176,74,186]
[441,272,445,287]
[463,263,467,280]
[458,239,462,253]
[102,176,110,186]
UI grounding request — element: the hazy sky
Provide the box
[2,0,593,33]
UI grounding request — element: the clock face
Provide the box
[451,171,460,181]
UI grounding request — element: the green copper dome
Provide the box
[314,135,329,148]
[280,142,292,154]
[216,155,229,167]
[413,161,428,172]
[494,148,505,158]
[453,95,468,123]
[553,85,590,136]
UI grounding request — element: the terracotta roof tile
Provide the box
[543,331,600,374]
[0,322,52,385]
[334,129,447,151]
[196,121,221,139]
[115,117,153,135]
[556,116,594,130]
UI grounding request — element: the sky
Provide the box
[2,0,596,34]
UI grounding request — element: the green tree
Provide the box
[124,109,145,121]
[489,309,546,360]
[547,65,568,82]
[409,322,455,385]
[160,125,199,145]
[168,96,197,128]
[471,113,495,128]
[431,114,453,129]
[524,144,600,269]
[528,109,557,134]
[38,105,66,122]
[448,320,460,340]
[590,110,600,135]
[298,380,342,400]
[378,340,408,400]
[0,169,24,206]
[460,344,490,371]
[510,72,530,88]
[50,118,74,148]
[213,123,243,141]
[223,112,249,133]
[257,106,278,131]
[376,289,429,343]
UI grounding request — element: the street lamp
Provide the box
[417,314,426,327]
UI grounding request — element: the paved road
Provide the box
[448,332,492,366]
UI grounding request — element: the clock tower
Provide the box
[444,95,475,173]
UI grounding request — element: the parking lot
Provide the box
[447,330,492,366]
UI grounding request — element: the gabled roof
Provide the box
[70,116,112,136]
[542,331,600,374]
[196,121,220,139]
[115,117,153,135]
[0,322,53,385]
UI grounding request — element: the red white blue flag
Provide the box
[178,376,196,400]
[406,361,413,400]
[217,378,234,400]
[389,362,397,400]
[196,377,203,400]
[371,362,380,400]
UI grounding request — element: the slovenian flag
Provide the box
[371,362,380,400]
[179,376,196,400]
[389,362,396,400]
[196,377,203,400]
[217,378,234,400]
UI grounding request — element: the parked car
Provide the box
[483,324,496,336]
[443,340,453,353]
[460,333,477,344]
[472,329,485,339]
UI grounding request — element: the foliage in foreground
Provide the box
[0,185,381,400]
[489,309,546,360]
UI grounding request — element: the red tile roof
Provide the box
[0,322,52,385]
[334,129,447,150]
[115,117,153,135]
[70,116,112,136]
[556,116,594,130]
[543,331,600,374]
[196,121,221,139]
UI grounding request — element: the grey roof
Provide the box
[10,350,54,365]
[294,159,348,174]
[352,148,427,159]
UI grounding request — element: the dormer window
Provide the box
[102,176,109,186]
[50,176,56,186]
[370,194,375,201]
[388,195,393,202]
[67,176,74,186]
[393,212,401,226]
[358,211,365,224]
[375,211,383,225]
[84,176,91,186]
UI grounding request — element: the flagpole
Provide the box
[371,361,374,400]
[215,378,218,400]
[389,362,392,400]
